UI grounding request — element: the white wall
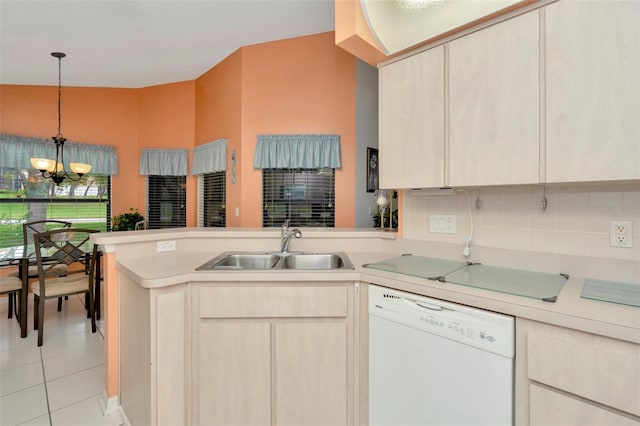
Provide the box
[402,182,640,261]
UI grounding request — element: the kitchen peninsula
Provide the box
[91,228,640,426]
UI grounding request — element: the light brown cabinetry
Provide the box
[193,283,357,426]
[119,275,191,426]
[378,0,640,189]
[515,318,640,425]
[545,0,640,182]
[448,11,540,186]
[378,10,540,189]
[379,46,445,189]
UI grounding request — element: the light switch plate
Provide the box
[429,215,456,234]
[157,240,176,252]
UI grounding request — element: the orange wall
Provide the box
[0,85,139,214]
[2,31,358,228]
[138,81,197,225]
[239,32,357,227]
[196,52,243,227]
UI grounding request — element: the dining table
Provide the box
[0,243,102,338]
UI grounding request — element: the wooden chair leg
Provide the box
[88,290,96,334]
[14,290,21,324]
[37,295,45,347]
[8,293,13,319]
[33,295,39,330]
[57,297,63,312]
[85,293,90,319]
[95,276,101,321]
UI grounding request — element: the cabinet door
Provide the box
[448,11,540,186]
[195,283,355,426]
[530,384,638,426]
[274,321,349,426]
[545,0,640,182]
[197,322,271,426]
[379,46,445,189]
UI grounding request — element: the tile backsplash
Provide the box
[402,182,640,261]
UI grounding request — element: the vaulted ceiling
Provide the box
[0,0,335,88]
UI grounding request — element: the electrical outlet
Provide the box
[157,240,177,252]
[610,221,633,248]
[429,215,456,234]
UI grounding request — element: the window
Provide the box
[147,175,186,229]
[262,168,335,228]
[0,167,111,252]
[199,172,226,227]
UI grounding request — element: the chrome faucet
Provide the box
[281,219,290,238]
[280,220,302,253]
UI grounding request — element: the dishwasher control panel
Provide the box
[369,284,514,358]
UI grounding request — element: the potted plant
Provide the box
[112,208,145,231]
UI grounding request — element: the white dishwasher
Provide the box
[369,284,515,426]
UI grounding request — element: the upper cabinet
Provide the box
[448,11,540,187]
[377,0,639,189]
[379,45,445,189]
[545,0,640,182]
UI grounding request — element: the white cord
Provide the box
[456,189,473,257]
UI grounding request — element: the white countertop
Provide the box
[93,228,639,344]
[114,249,639,344]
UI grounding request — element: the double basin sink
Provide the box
[196,251,354,271]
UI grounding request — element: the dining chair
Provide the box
[11,220,73,312]
[0,275,22,321]
[32,228,99,346]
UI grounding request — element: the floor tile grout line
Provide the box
[38,347,53,426]
[47,392,105,417]
[2,294,108,426]
[45,363,105,385]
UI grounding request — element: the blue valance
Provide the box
[0,133,119,175]
[139,148,188,176]
[253,134,341,169]
[192,139,227,175]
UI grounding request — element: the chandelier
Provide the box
[30,52,91,185]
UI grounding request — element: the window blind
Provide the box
[198,172,226,227]
[147,176,186,229]
[262,168,335,228]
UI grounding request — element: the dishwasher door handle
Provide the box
[412,300,444,311]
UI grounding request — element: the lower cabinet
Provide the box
[192,283,357,426]
[119,276,191,426]
[515,318,640,425]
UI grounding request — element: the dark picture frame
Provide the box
[366,147,378,193]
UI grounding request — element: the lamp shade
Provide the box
[70,163,92,174]
[31,158,57,172]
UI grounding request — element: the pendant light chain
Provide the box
[56,54,63,139]
[30,52,91,185]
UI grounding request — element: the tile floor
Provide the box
[0,294,125,426]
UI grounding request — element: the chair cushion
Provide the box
[31,275,89,298]
[0,276,22,294]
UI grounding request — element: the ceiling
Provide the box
[0,0,335,88]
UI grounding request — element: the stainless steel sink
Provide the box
[196,251,354,271]
[196,253,280,270]
[282,253,352,270]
